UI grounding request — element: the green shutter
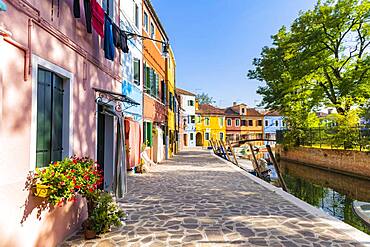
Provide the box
[146,67,151,94]
[36,69,52,168]
[51,75,64,162]
[143,122,147,144]
[143,64,146,89]
[147,122,153,147]
[134,59,140,85]
[155,74,159,98]
[150,70,155,97]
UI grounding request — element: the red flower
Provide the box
[60,181,65,186]
[72,159,77,164]
[75,185,81,189]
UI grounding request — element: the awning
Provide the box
[0,0,6,12]
[93,87,140,114]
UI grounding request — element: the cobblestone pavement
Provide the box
[63,150,368,247]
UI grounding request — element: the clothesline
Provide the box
[73,0,169,62]
[73,0,129,61]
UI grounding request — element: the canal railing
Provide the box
[209,139,288,192]
[277,126,370,151]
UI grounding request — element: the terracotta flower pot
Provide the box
[84,230,97,240]
[34,184,50,198]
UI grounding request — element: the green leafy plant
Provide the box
[84,190,126,234]
[26,156,103,206]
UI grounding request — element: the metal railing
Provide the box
[277,126,370,151]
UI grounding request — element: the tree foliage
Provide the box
[196,92,215,105]
[248,0,370,116]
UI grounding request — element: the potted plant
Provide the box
[83,190,126,239]
[34,184,50,198]
[26,157,103,207]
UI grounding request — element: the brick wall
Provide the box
[277,146,370,178]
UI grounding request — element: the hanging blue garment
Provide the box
[0,0,7,12]
[104,14,115,61]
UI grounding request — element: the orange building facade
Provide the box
[225,103,264,146]
[142,0,169,163]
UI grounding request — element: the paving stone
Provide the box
[96,240,115,247]
[62,150,365,247]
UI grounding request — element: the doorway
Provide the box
[196,132,203,146]
[97,105,114,191]
[184,134,188,146]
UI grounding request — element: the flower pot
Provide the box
[84,230,97,240]
[34,184,50,198]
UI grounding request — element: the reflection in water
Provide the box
[277,160,370,234]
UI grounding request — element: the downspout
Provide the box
[0,27,30,81]
[27,19,33,77]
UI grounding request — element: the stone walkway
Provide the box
[63,150,368,247]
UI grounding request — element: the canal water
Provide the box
[273,159,370,234]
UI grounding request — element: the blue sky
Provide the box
[151,0,317,108]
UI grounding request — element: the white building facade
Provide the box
[176,88,196,148]
[120,0,143,123]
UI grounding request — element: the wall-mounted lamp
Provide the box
[162,42,170,59]
[125,30,170,59]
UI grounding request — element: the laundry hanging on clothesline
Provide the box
[104,13,115,60]
[84,0,92,33]
[91,0,105,37]
[72,0,130,61]
[112,23,129,53]
[73,0,80,18]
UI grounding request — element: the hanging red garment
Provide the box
[124,118,141,169]
[91,0,104,37]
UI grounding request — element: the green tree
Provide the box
[248,0,370,116]
[196,92,215,105]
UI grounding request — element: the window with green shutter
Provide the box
[145,66,151,94]
[133,58,140,86]
[150,69,155,97]
[155,74,159,98]
[147,122,153,147]
[143,121,153,147]
[161,80,166,104]
[36,68,64,168]
[169,92,173,110]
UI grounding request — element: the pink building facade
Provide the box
[0,0,127,246]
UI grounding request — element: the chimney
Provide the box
[233,102,237,106]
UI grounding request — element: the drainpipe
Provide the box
[0,27,30,81]
[27,19,33,76]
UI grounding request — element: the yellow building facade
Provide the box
[195,103,226,147]
[167,47,176,157]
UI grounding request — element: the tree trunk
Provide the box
[336,107,346,115]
